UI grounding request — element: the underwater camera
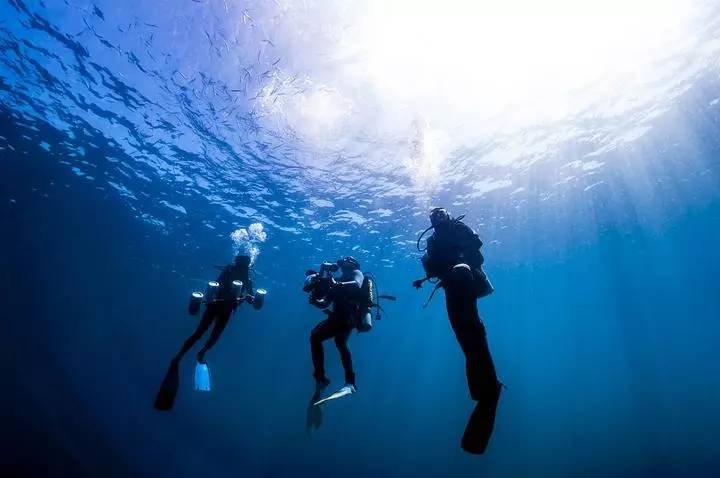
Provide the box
[303,263,396,333]
[303,260,397,332]
[188,280,267,315]
[303,262,338,309]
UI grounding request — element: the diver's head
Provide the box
[429,207,452,229]
[337,256,360,272]
[234,254,252,269]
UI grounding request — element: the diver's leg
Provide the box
[334,324,355,386]
[197,307,232,363]
[310,318,337,383]
[474,321,499,393]
[445,287,498,399]
[461,311,501,447]
[462,388,501,454]
[175,308,215,360]
[445,273,501,453]
[445,264,499,399]
[459,323,501,455]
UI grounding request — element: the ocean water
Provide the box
[1,1,720,477]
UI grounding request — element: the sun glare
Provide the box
[255,0,713,175]
[349,0,701,127]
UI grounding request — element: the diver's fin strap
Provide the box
[422,282,443,309]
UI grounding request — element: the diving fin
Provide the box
[461,383,502,454]
[313,384,356,406]
[306,394,323,434]
[154,358,180,411]
[194,362,211,392]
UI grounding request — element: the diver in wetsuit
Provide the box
[175,254,254,364]
[309,256,364,395]
[413,208,500,454]
[154,254,258,411]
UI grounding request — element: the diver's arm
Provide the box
[414,238,440,288]
[333,270,363,290]
[242,278,256,304]
[421,253,440,279]
[413,265,436,289]
[244,276,254,296]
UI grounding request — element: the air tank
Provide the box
[231,280,244,300]
[253,288,267,310]
[205,281,220,303]
[188,291,204,315]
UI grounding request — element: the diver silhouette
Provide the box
[306,257,365,392]
[304,256,395,425]
[154,254,255,411]
[301,257,362,426]
[176,254,254,363]
[413,207,501,454]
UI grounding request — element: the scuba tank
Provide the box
[188,291,204,315]
[355,277,374,333]
[253,288,267,310]
[187,264,267,317]
[415,210,494,304]
[231,280,244,301]
[356,310,373,333]
[355,273,398,333]
[205,281,220,303]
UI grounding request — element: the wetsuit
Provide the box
[310,269,363,386]
[175,263,253,362]
[423,220,500,454]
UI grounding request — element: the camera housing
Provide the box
[320,262,339,273]
[303,263,338,309]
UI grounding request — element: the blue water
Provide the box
[2,1,720,477]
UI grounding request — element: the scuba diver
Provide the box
[176,254,254,364]
[413,207,501,454]
[303,257,395,431]
[154,254,266,411]
[306,256,363,400]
